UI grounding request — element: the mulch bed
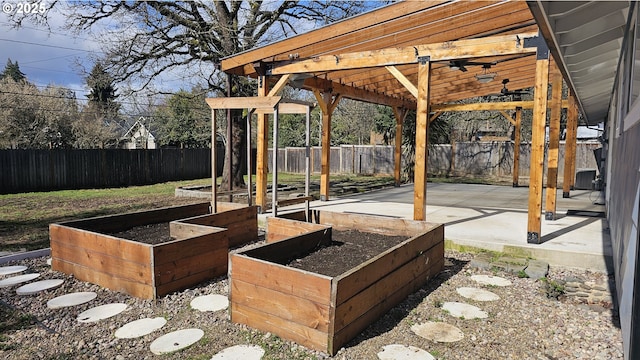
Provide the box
[287,229,408,277]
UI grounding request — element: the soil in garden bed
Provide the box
[287,229,407,277]
[108,223,265,247]
[108,222,174,245]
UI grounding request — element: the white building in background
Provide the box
[121,117,156,149]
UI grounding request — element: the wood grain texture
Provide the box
[52,258,154,299]
[56,203,210,233]
[266,217,330,243]
[333,243,444,331]
[330,257,445,354]
[178,206,258,247]
[545,62,563,218]
[50,224,151,263]
[231,302,328,352]
[527,57,550,240]
[313,211,439,237]
[414,60,431,221]
[334,225,444,305]
[230,212,444,355]
[231,278,331,331]
[230,254,332,305]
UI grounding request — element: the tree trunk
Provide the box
[219,109,246,190]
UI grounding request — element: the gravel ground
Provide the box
[0,251,623,360]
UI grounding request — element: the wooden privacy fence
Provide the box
[0,148,215,194]
[269,145,395,175]
[269,142,601,178]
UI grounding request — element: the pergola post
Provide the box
[563,90,579,197]
[271,106,280,216]
[414,57,431,221]
[313,90,342,201]
[255,76,270,212]
[392,107,407,187]
[527,45,550,244]
[513,107,522,187]
[545,62,563,220]
[211,109,218,213]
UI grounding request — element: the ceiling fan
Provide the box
[496,79,531,97]
[449,60,497,72]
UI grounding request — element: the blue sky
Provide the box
[0,10,96,98]
[0,1,387,103]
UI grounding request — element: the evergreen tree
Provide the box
[85,62,119,116]
[0,58,26,82]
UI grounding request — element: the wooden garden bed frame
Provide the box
[229,210,444,354]
[50,203,258,299]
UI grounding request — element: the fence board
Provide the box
[0,149,212,194]
[267,142,600,180]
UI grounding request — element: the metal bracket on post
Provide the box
[527,231,540,244]
[524,31,549,60]
[417,55,430,65]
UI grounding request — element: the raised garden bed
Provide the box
[50,203,258,299]
[229,211,444,355]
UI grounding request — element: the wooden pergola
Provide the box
[214,0,581,244]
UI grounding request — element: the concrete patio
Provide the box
[274,182,611,272]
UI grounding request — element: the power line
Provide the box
[0,37,97,53]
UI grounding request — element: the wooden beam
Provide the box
[431,100,569,112]
[268,74,291,97]
[545,62,563,221]
[512,107,522,187]
[429,111,442,125]
[211,109,218,213]
[255,101,315,115]
[304,77,415,109]
[499,110,516,126]
[563,91,579,198]
[392,107,407,187]
[386,66,418,98]
[221,1,447,73]
[527,55,550,244]
[269,32,539,75]
[314,90,342,201]
[414,59,431,221]
[255,77,270,212]
[205,96,280,111]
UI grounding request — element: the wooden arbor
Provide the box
[219,1,581,244]
[205,96,314,215]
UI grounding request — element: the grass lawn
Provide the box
[0,173,395,252]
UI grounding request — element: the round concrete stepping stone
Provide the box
[149,328,204,355]
[377,344,435,360]
[470,274,512,287]
[47,292,97,309]
[190,294,228,312]
[442,301,488,319]
[456,287,500,301]
[411,321,464,343]
[0,265,27,276]
[77,303,127,323]
[16,279,64,295]
[210,344,265,359]
[115,317,167,339]
[0,273,40,288]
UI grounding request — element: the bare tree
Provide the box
[10,0,372,188]
[0,79,77,149]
